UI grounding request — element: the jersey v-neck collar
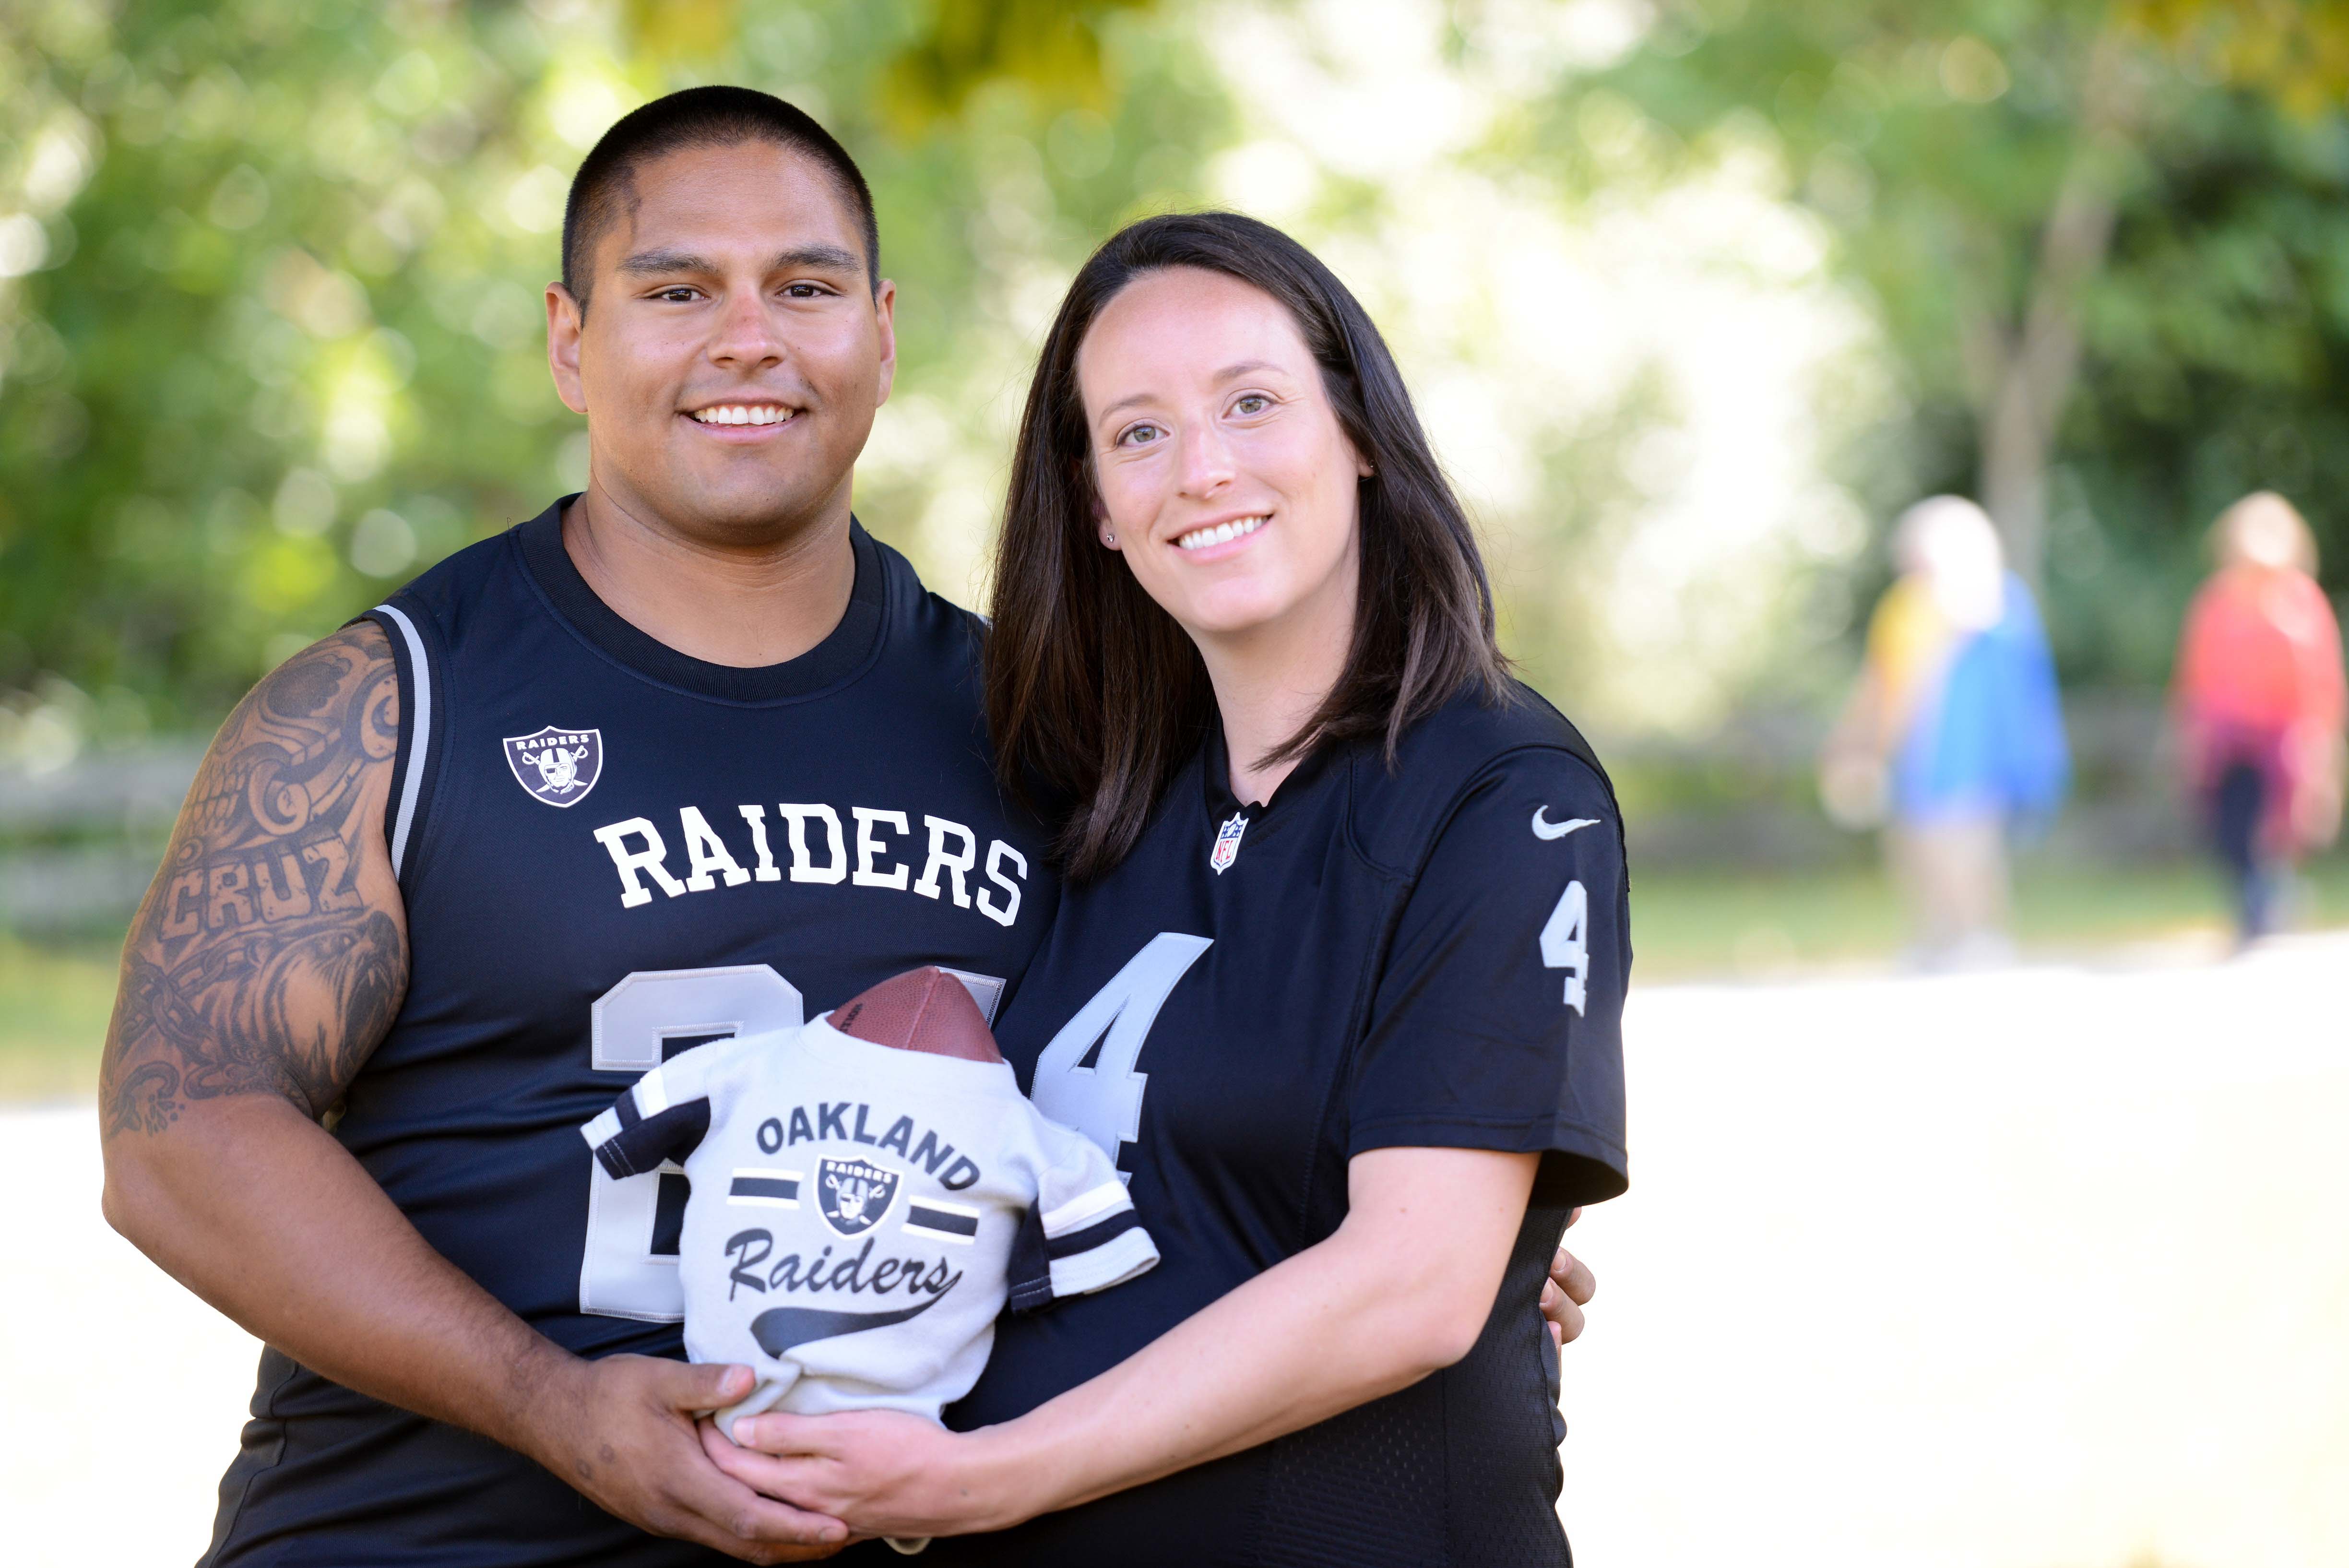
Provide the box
[1197,711,1344,852]
[515,495,887,704]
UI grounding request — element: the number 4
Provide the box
[1032,933,1211,1176]
[1541,879,1589,1015]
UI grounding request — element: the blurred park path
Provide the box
[1569,932,2349,1568]
[8,938,2346,1567]
[6,1103,259,1568]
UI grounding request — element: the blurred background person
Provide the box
[2171,492,2347,944]
[1820,497,2070,968]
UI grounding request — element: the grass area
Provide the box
[0,936,119,1101]
[4,852,2343,1097]
[1633,851,2349,980]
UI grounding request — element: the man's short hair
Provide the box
[561,85,880,310]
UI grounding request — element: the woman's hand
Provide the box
[719,1148,1546,1536]
[1541,1208,1597,1350]
[703,1409,1020,1542]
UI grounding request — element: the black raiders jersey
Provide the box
[930,686,1629,1568]
[201,499,1056,1568]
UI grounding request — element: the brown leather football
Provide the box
[828,966,1002,1064]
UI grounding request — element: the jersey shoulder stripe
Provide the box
[368,604,433,879]
[356,519,515,895]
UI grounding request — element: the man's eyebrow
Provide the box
[613,244,864,278]
[615,247,715,277]
[769,243,862,274]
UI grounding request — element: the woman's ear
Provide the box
[1080,463,1119,548]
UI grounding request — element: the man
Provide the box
[99,87,1591,1566]
[101,86,1026,1565]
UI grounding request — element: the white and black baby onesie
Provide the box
[581,1013,1158,1439]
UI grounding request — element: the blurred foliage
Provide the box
[2122,0,2349,116]
[8,0,2347,738]
[1545,0,2349,687]
[879,0,1158,131]
[0,0,1221,730]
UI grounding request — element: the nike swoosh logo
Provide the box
[749,1293,944,1356]
[1531,808,1599,841]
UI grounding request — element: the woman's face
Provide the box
[1076,267,1369,646]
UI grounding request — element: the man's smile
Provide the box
[683,401,800,433]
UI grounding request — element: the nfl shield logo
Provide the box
[816,1156,901,1237]
[1209,812,1248,874]
[502,726,603,808]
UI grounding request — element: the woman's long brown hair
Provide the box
[986,212,1508,881]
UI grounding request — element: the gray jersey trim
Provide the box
[374,602,432,879]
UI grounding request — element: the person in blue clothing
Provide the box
[706,213,1628,1565]
[1821,495,2069,967]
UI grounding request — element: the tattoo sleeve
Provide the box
[102,623,410,1137]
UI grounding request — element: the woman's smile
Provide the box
[1078,267,1364,652]
[1171,512,1269,556]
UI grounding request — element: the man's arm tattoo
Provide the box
[103,625,409,1137]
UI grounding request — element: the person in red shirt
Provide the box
[2172,491,2346,941]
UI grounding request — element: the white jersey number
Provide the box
[1541,879,1589,1015]
[579,965,804,1321]
[1031,933,1211,1177]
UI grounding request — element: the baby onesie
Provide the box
[580,1000,1156,1440]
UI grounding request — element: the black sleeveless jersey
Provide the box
[202,500,1056,1568]
[931,686,1629,1568]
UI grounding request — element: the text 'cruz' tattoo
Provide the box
[102,625,409,1137]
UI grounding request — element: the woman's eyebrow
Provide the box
[1097,359,1294,422]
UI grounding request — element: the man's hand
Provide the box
[1540,1208,1597,1350]
[531,1356,852,1564]
[95,627,846,1565]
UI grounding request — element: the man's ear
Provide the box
[546,283,588,416]
[871,277,899,407]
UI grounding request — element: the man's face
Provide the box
[546,141,895,541]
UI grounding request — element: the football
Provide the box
[828,966,1003,1063]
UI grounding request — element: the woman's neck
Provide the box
[1197,590,1356,808]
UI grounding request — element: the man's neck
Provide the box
[561,481,858,669]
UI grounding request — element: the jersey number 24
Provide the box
[580,965,804,1322]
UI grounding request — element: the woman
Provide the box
[708,212,1630,1564]
[2173,491,2345,942]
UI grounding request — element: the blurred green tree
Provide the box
[0,0,1218,731]
[1539,0,2349,684]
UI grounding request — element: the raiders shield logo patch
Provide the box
[1209,811,1248,874]
[502,726,603,808]
[816,1156,901,1237]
